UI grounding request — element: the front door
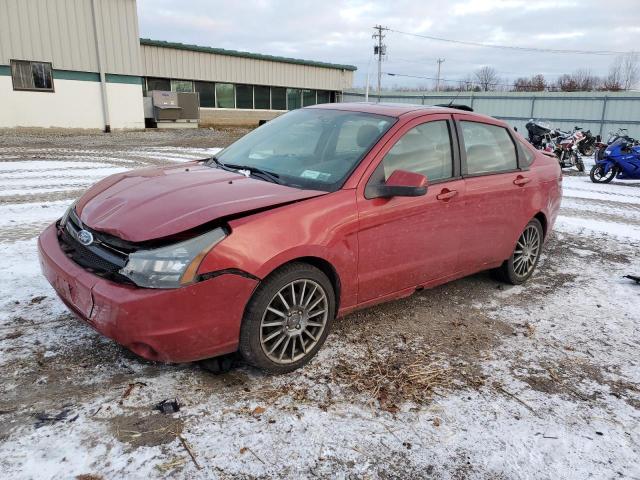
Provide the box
[356,115,466,303]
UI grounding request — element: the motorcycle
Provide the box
[553,131,585,172]
[526,120,552,149]
[527,121,590,171]
[590,137,640,183]
[594,128,634,161]
[574,127,595,156]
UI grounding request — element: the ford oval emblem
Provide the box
[77,229,94,246]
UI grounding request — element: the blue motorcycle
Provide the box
[590,137,640,183]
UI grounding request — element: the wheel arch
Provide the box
[533,211,548,239]
[262,256,342,313]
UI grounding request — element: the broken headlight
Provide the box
[60,201,78,228]
[119,228,227,289]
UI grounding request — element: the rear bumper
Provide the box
[37,223,259,363]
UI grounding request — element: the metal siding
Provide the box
[535,98,603,121]
[95,0,142,75]
[139,44,352,91]
[606,98,637,121]
[342,91,640,138]
[0,0,141,75]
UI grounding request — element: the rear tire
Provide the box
[575,156,585,172]
[581,145,594,156]
[590,165,616,183]
[239,262,335,374]
[495,218,543,285]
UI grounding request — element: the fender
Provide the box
[597,159,618,175]
[197,190,360,310]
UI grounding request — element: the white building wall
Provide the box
[106,82,145,129]
[0,76,144,130]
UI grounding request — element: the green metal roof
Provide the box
[140,38,357,72]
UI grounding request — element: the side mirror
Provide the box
[365,169,428,199]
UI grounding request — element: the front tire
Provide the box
[590,165,616,183]
[495,218,543,285]
[575,155,585,172]
[239,262,335,373]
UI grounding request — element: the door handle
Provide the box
[513,175,531,186]
[436,188,458,201]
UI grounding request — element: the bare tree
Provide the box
[460,74,478,91]
[513,74,546,92]
[573,69,600,91]
[556,70,601,91]
[474,66,499,91]
[603,58,623,91]
[556,74,579,92]
[620,53,639,90]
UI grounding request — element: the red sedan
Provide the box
[38,103,561,373]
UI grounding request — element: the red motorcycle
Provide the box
[553,130,586,172]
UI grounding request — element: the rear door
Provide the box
[454,115,532,269]
[356,114,466,303]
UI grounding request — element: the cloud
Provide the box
[136,0,639,89]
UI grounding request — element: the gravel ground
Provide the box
[0,130,638,480]
[0,127,250,150]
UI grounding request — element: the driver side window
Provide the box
[380,120,454,182]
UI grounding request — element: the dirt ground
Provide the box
[0,129,638,479]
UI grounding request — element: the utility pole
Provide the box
[372,25,387,100]
[436,58,445,92]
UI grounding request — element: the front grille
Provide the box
[58,210,133,284]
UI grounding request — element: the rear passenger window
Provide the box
[461,121,517,175]
[518,138,535,166]
[381,120,453,182]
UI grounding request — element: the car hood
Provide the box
[76,163,326,242]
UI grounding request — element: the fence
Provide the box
[342,90,640,139]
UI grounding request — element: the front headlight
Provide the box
[60,201,78,228]
[119,227,227,289]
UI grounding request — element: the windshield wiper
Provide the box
[207,156,283,185]
[207,156,235,172]
[223,163,283,185]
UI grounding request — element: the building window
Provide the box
[317,91,330,104]
[215,83,235,108]
[194,81,215,108]
[302,89,316,106]
[254,86,270,109]
[11,60,53,91]
[171,79,193,92]
[287,88,302,110]
[271,87,286,110]
[236,85,254,109]
[146,77,170,92]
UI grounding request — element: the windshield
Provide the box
[211,108,396,192]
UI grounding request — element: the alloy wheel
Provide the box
[260,279,329,364]
[513,225,541,278]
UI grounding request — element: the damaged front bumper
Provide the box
[37,223,259,363]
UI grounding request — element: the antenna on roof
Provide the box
[434,81,473,111]
[448,82,464,107]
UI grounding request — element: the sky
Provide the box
[137,0,640,89]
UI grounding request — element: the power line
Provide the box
[387,28,633,56]
[385,71,511,88]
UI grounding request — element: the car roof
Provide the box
[310,102,501,124]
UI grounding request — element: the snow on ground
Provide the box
[0,134,638,480]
